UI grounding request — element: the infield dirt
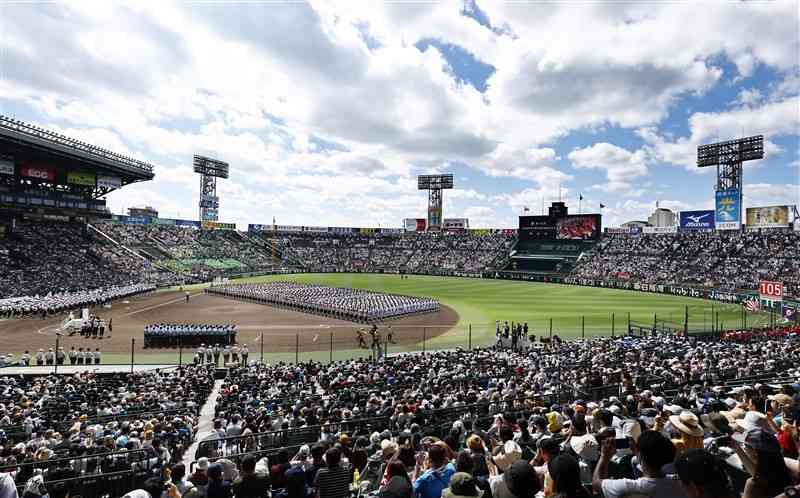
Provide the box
[0,290,459,358]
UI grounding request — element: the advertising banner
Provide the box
[443,218,469,230]
[679,210,715,231]
[416,219,427,232]
[428,207,442,230]
[642,226,678,234]
[556,215,601,240]
[329,227,355,234]
[0,159,14,176]
[379,228,404,234]
[175,219,201,228]
[97,175,121,189]
[715,188,741,230]
[606,227,631,234]
[303,226,327,233]
[759,280,784,301]
[745,205,790,228]
[199,194,219,209]
[67,171,96,186]
[360,227,377,234]
[123,216,149,225]
[202,221,235,230]
[153,218,176,225]
[20,164,56,182]
[403,218,417,232]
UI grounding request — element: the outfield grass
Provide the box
[209,273,768,347]
[84,273,770,365]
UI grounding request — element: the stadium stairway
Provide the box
[88,223,179,276]
[183,378,225,468]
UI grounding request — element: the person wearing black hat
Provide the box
[207,462,233,498]
[489,460,540,498]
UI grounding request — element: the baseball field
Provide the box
[0,273,768,365]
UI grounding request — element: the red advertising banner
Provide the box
[759,280,783,301]
[416,219,426,232]
[20,163,56,181]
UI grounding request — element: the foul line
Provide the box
[122,292,205,317]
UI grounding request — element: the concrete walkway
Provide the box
[0,364,179,375]
[183,378,224,468]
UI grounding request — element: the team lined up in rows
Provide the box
[206,281,440,322]
[143,322,238,348]
[0,283,156,318]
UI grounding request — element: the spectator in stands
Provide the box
[413,443,455,498]
[674,449,735,498]
[314,447,350,498]
[206,463,233,498]
[189,457,210,491]
[489,459,539,498]
[734,428,793,498]
[170,463,196,496]
[380,461,413,498]
[593,431,685,498]
[546,454,591,498]
[271,448,292,491]
[442,473,482,498]
[233,455,270,498]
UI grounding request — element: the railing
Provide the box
[198,392,569,458]
[0,448,158,494]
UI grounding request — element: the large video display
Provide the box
[519,214,601,240]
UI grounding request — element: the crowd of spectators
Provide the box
[0,329,796,497]
[271,232,514,275]
[573,230,800,296]
[0,365,214,496]
[168,330,800,498]
[98,224,278,279]
[0,221,162,300]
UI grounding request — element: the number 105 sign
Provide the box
[759,280,784,301]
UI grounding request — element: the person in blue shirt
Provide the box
[414,444,456,498]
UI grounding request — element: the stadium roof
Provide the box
[0,115,155,181]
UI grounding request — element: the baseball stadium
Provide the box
[0,2,799,498]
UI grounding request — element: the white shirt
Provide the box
[601,476,687,498]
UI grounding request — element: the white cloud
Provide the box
[568,143,648,194]
[0,1,798,228]
[744,183,800,208]
[732,88,763,108]
[639,96,800,170]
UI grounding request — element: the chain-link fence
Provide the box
[16,300,787,370]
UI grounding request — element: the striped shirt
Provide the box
[314,465,351,498]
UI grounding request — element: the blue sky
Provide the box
[0,1,797,228]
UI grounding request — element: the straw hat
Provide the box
[669,411,704,437]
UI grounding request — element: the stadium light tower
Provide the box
[418,174,453,231]
[193,154,229,222]
[697,135,764,192]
